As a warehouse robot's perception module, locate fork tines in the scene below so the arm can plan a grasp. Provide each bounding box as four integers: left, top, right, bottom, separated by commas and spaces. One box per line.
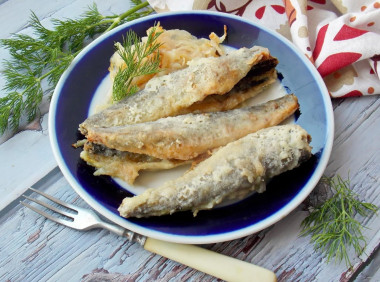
20, 188, 77, 227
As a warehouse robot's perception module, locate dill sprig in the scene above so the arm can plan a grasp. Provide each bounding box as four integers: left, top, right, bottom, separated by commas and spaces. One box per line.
0, 0, 153, 135
112, 24, 162, 101
301, 175, 378, 267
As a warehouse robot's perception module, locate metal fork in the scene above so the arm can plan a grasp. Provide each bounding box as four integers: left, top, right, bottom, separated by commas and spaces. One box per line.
21, 188, 276, 282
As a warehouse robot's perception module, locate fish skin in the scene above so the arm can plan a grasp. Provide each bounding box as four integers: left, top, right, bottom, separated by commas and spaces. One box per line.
118, 124, 312, 218
80, 142, 189, 185
79, 46, 271, 135
176, 67, 277, 115
85, 94, 299, 160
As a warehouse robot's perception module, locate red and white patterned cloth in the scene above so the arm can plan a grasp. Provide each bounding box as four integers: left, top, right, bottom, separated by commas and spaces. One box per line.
148, 0, 380, 98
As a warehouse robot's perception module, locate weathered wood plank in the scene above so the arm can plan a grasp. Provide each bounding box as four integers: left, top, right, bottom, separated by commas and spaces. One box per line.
355, 247, 380, 281
0, 0, 133, 41
0, 173, 218, 281
0, 114, 57, 211
0, 180, 374, 281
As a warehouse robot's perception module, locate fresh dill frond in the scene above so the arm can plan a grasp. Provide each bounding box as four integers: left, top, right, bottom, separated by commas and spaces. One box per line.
112, 24, 163, 101
0, 1, 153, 135
300, 175, 378, 267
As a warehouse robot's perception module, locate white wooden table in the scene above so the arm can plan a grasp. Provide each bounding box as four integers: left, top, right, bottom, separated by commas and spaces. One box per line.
1, 1, 379, 281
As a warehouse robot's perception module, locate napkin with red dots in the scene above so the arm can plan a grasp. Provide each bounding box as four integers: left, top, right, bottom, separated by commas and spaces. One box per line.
148, 0, 380, 98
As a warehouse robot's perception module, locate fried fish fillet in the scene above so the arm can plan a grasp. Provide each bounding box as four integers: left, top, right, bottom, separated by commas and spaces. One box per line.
118, 124, 312, 218
176, 61, 278, 114
81, 95, 298, 184
79, 46, 273, 135
85, 94, 299, 161
80, 142, 191, 185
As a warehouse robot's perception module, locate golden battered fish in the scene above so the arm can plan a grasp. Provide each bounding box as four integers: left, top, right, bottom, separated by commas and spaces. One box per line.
118, 124, 312, 218
178, 56, 278, 114
80, 142, 190, 185
79, 46, 273, 135
85, 94, 299, 161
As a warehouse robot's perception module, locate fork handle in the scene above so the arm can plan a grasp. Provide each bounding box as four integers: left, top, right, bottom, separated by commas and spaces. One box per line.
144, 238, 276, 282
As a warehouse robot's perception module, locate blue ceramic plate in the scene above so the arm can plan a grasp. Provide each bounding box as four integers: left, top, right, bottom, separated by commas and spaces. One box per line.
49, 11, 334, 244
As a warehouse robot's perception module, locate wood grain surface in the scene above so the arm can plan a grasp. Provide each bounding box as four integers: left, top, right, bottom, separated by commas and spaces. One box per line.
0, 0, 379, 281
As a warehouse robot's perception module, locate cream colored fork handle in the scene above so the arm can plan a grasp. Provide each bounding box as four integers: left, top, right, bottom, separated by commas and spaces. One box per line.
144, 238, 277, 282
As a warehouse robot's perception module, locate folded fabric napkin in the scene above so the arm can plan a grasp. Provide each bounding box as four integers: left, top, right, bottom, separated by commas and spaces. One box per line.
147, 0, 380, 98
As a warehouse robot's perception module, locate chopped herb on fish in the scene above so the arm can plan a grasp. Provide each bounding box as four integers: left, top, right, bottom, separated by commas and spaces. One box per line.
112, 24, 163, 101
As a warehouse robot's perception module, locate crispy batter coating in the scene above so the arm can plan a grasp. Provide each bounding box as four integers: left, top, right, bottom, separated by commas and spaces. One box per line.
118, 124, 312, 218
85, 95, 299, 160
79, 46, 272, 135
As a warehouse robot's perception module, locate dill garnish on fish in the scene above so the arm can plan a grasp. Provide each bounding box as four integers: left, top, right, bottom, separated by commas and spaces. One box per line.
112, 24, 163, 102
